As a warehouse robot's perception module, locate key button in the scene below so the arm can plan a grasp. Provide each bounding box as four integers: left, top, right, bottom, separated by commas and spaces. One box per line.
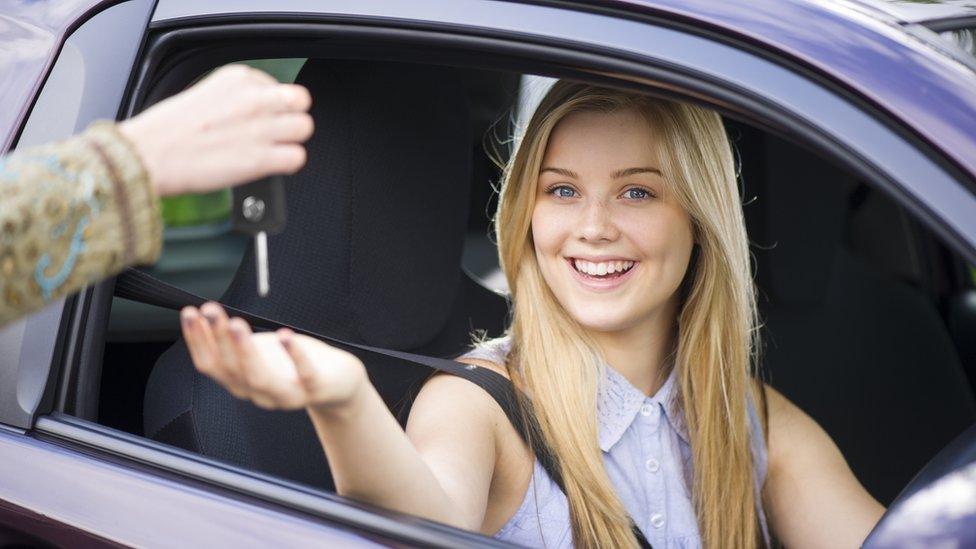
650, 513, 666, 529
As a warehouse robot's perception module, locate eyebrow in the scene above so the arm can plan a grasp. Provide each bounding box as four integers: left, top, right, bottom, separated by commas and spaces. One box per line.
540, 166, 662, 178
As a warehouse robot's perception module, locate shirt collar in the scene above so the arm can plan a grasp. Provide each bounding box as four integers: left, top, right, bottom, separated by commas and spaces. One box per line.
596, 363, 689, 452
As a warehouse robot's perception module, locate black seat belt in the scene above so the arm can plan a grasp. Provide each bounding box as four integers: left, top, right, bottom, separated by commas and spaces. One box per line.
115, 267, 653, 548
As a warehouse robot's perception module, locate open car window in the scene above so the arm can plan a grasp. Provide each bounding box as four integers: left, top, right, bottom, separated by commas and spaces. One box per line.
13, 1, 974, 545
99, 57, 976, 509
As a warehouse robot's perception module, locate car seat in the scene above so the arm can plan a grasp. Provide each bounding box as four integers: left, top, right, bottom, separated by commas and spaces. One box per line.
143, 59, 509, 489
749, 132, 976, 504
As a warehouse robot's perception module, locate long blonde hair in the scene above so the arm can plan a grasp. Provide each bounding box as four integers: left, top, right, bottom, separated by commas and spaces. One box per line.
493, 81, 765, 548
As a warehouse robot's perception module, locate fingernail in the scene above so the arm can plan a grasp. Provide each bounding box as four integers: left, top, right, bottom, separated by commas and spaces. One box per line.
202, 310, 218, 325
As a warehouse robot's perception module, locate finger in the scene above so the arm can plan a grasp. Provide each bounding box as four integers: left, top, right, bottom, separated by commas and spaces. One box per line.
182, 307, 217, 375
261, 144, 307, 176
279, 84, 312, 112
278, 329, 321, 391
262, 112, 315, 144
200, 302, 246, 388
228, 318, 276, 395
241, 83, 312, 117
243, 65, 279, 86
184, 307, 249, 398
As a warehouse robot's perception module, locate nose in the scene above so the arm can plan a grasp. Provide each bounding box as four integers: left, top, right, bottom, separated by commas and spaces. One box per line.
577, 198, 619, 242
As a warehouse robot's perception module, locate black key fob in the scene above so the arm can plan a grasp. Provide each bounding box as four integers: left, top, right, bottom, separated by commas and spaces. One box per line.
232, 176, 287, 235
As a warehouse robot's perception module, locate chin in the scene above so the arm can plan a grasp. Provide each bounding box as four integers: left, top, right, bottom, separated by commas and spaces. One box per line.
566, 305, 638, 334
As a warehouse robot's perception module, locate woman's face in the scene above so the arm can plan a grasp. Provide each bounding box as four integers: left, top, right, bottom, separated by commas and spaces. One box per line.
531, 107, 695, 335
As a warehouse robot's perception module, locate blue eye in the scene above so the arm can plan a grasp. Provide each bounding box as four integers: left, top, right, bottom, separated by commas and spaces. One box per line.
546, 185, 577, 198
624, 188, 650, 200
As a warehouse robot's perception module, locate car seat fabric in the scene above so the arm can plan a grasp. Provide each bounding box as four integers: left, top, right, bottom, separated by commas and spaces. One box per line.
752, 134, 976, 504
143, 59, 509, 489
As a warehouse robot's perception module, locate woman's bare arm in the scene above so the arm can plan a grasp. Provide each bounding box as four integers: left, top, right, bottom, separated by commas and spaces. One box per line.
308, 372, 500, 531
180, 302, 500, 531
764, 385, 885, 548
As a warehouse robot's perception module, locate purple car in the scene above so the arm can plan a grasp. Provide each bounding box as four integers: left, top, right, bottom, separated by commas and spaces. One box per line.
2, 0, 976, 546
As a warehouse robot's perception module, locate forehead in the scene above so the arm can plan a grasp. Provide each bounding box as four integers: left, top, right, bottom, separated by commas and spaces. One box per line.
542, 107, 659, 168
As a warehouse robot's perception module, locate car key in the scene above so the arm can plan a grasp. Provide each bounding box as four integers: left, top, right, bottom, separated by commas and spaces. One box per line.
232, 176, 286, 297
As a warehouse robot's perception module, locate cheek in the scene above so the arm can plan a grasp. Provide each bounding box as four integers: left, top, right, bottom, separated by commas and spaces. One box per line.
530, 203, 570, 256
627, 207, 694, 261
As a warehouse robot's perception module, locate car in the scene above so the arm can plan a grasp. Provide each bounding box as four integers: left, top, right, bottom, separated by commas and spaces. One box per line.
2, 0, 976, 546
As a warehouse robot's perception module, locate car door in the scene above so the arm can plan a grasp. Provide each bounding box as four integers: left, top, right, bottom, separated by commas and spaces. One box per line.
0, 2, 470, 546
0, 0, 156, 543
4, 0, 976, 546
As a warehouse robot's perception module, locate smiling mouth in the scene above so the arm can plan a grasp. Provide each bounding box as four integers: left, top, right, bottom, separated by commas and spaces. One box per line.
568, 258, 637, 280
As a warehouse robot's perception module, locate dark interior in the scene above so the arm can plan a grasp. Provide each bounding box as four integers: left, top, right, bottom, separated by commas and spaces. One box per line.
96, 58, 976, 507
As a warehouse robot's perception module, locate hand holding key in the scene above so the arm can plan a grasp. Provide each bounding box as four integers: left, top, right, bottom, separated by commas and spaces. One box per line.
119, 64, 313, 198
181, 302, 368, 411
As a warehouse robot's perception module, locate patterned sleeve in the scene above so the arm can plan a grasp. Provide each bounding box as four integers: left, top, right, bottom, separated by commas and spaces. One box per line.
0, 120, 162, 326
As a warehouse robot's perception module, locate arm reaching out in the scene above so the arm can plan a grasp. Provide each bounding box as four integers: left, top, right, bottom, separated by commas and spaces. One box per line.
180, 302, 501, 532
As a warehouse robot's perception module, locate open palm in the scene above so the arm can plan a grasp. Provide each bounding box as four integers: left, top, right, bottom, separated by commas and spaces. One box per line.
180, 302, 366, 411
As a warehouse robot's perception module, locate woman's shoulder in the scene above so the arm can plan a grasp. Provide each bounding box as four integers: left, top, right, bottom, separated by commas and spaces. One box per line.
407, 336, 515, 435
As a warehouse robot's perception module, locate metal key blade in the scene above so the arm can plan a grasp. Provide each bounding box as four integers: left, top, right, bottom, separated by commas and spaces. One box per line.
233, 176, 286, 299
255, 231, 269, 297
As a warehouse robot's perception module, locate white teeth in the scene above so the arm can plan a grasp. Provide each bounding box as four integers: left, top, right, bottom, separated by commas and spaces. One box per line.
572, 259, 635, 276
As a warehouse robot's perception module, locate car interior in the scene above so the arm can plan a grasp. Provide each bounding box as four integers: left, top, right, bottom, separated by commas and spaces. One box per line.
84, 54, 976, 522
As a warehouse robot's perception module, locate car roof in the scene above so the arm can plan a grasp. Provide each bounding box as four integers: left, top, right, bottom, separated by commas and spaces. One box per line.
4, 0, 976, 178
612, 0, 976, 179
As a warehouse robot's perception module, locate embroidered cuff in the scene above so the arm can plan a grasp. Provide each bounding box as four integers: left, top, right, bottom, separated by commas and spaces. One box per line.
84, 120, 163, 266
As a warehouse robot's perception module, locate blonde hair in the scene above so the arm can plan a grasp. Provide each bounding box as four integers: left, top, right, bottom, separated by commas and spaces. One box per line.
492, 81, 766, 548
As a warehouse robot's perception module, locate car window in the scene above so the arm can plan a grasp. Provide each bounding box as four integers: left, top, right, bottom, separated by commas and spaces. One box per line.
90, 56, 976, 515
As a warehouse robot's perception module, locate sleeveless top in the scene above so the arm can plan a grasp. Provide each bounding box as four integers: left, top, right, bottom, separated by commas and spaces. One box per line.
459, 336, 771, 549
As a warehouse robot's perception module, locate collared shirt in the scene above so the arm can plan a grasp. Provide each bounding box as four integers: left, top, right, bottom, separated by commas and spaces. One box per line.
459, 335, 770, 548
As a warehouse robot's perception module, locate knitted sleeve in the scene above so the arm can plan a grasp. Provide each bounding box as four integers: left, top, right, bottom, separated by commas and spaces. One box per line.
0, 120, 162, 326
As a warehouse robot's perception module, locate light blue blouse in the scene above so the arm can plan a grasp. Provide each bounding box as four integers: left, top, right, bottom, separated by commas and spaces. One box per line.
459, 336, 770, 548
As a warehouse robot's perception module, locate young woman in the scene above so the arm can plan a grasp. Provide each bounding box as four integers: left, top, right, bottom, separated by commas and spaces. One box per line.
179, 81, 885, 548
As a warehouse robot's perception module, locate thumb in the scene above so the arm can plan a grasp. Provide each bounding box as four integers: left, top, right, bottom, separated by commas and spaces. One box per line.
278, 329, 322, 391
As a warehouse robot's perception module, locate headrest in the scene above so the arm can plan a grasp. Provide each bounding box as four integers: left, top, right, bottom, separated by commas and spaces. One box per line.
221, 59, 472, 348
761, 135, 856, 305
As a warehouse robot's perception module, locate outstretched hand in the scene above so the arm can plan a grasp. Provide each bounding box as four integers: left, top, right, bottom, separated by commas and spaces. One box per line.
119, 64, 314, 197
180, 302, 366, 411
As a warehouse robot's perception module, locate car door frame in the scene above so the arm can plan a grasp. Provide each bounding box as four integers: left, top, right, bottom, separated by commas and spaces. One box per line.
5, 0, 976, 545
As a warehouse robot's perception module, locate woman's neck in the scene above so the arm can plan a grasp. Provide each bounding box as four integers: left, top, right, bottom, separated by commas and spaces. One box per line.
588, 300, 678, 397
